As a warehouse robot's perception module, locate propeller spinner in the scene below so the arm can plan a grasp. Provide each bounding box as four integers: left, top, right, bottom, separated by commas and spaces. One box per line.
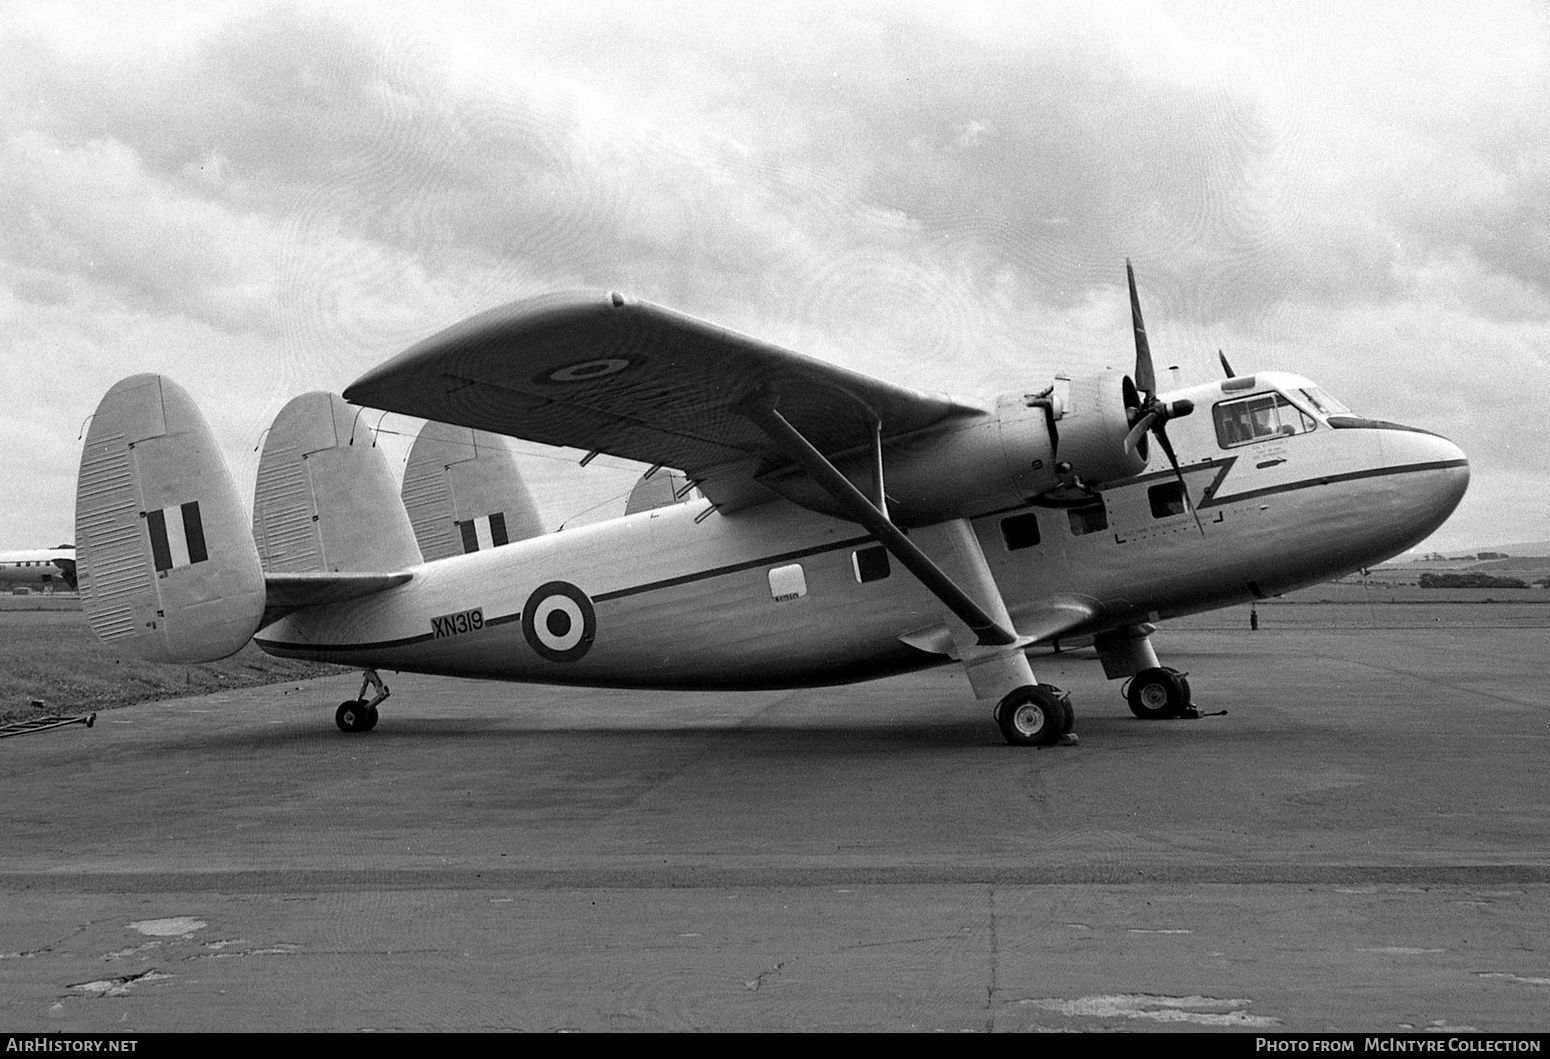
1122, 260, 1204, 535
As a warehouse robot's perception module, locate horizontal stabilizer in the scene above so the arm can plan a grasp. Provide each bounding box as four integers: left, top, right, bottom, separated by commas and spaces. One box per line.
75, 375, 265, 662
261, 571, 413, 627
253, 393, 421, 573
401, 422, 545, 561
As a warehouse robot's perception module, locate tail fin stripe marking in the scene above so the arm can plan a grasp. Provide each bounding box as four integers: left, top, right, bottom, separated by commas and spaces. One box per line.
181, 501, 208, 565
162, 502, 191, 570
148, 502, 206, 573
474, 516, 494, 552
146, 507, 173, 573
459, 520, 479, 553
490, 511, 509, 547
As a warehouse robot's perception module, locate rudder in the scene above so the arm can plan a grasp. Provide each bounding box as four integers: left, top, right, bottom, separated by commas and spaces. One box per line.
75, 375, 265, 662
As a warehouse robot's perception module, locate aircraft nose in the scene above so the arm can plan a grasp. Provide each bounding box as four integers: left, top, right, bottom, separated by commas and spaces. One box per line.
1388, 426, 1469, 535
1422, 431, 1469, 512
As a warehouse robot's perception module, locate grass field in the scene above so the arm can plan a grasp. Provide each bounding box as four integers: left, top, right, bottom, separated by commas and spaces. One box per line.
0, 597, 339, 724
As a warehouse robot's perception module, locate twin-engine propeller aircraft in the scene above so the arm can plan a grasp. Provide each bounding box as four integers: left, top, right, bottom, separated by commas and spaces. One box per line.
0, 545, 77, 591
74, 265, 1468, 744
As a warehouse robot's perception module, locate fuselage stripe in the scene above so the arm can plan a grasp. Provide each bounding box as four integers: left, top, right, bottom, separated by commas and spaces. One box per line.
590, 533, 877, 602
1204, 459, 1467, 508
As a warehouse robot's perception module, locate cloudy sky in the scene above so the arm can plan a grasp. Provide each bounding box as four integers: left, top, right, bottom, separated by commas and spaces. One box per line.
3, 0, 1546, 553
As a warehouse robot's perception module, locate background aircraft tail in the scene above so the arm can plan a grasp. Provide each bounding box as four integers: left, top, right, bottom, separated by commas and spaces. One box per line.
400, 422, 545, 561
252, 392, 421, 573
75, 375, 265, 662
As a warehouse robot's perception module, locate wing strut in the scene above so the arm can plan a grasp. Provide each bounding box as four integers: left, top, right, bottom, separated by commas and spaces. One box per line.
743, 399, 1017, 648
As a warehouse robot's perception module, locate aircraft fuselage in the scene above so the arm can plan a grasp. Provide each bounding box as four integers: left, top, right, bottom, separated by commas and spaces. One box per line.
254, 372, 1469, 691
0, 547, 77, 589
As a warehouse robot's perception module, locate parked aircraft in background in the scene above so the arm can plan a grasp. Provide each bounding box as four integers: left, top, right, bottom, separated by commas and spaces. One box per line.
0, 545, 77, 590
72, 265, 1468, 744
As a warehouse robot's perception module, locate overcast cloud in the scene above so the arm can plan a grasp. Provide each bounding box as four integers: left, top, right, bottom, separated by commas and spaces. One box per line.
2, 0, 1546, 551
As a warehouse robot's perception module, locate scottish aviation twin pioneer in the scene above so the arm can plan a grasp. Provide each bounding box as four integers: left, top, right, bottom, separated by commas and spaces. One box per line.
74, 266, 1468, 744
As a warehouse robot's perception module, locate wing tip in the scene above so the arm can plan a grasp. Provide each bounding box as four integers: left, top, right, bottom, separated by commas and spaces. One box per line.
344, 289, 634, 404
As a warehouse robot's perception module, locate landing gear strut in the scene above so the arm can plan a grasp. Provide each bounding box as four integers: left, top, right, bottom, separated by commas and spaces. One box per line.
1125, 666, 1196, 720
994, 684, 1073, 747
336, 669, 389, 733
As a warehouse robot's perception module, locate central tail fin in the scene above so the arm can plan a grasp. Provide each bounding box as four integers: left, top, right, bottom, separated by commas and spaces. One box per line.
75, 375, 265, 662
252, 393, 420, 573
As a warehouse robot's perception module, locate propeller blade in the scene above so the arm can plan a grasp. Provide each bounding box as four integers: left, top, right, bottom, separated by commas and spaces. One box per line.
1154, 423, 1205, 536
1121, 262, 1205, 537
1124, 411, 1156, 455
1126, 259, 1155, 396
1219, 349, 1236, 378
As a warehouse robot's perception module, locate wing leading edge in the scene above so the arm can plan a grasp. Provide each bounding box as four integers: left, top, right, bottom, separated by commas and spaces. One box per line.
343, 291, 986, 513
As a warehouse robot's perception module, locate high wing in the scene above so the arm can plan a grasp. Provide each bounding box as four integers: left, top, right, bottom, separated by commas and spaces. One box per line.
343, 291, 987, 513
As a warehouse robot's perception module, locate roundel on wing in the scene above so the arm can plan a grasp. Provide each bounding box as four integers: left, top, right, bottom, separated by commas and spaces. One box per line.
537, 357, 638, 384
522, 581, 596, 663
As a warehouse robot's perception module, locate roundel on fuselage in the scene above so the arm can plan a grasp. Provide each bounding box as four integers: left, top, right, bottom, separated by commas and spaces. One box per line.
522, 581, 596, 662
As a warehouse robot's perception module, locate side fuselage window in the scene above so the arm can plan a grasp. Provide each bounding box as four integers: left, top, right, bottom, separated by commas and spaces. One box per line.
1214, 392, 1316, 449
852, 546, 891, 583
1000, 513, 1041, 551
1148, 481, 1186, 518
1067, 497, 1108, 536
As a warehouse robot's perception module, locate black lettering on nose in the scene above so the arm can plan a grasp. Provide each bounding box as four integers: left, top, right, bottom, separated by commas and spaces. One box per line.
546, 610, 572, 637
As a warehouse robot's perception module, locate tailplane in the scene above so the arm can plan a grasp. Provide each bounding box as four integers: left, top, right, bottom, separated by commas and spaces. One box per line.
400, 422, 546, 561
75, 375, 265, 662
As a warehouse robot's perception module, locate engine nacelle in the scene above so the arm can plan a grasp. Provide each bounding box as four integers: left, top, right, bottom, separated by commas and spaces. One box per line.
759, 370, 1147, 524
1046, 370, 1150, 484
864, 392, 1060, 523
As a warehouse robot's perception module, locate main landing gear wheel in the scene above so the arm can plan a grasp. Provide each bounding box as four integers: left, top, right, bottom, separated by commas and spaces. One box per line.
994, 684, 1073, 747
1126, 667, 1192, 720
336, 700, 372, 732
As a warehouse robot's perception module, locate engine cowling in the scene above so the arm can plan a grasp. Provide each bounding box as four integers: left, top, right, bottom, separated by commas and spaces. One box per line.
1046, 370, 1150, 485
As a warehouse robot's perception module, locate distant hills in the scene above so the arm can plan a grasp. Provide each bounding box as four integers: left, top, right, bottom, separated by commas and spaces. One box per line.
1395, 539, 1550, 563
1368, 540, 1550, 585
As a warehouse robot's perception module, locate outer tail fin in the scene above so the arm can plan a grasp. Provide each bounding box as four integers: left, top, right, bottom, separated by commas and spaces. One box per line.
625, 469, 697, 515
400, 422, 546, 561
75, 375, 264, 662
252, 393, 420, 573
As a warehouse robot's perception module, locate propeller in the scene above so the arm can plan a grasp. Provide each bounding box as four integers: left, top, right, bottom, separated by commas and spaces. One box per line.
1122, 260, 1204, 535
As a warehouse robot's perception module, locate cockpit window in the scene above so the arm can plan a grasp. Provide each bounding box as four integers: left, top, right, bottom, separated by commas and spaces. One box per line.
1299, 387, 1351, 416
1214, 392, 1317, 449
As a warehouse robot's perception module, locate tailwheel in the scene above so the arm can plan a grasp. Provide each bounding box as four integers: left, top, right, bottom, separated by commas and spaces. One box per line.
1126, 666, 1191, 720
335, 669, 390, 733
995, 684, 1072, 747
